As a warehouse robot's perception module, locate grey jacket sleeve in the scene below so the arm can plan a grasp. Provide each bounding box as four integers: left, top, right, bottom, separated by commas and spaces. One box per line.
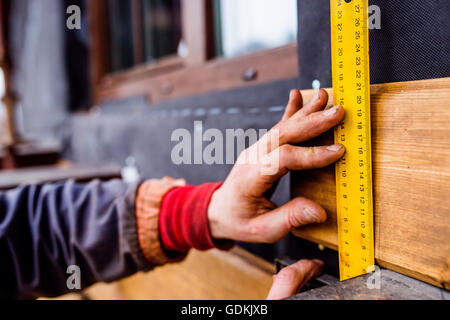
0, 179, 151, 300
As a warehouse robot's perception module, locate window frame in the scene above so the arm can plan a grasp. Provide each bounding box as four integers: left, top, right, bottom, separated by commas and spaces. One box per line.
88, 0, 299, 105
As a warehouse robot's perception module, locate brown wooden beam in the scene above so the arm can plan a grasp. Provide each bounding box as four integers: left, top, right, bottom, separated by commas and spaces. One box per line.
181, 0, 215, 66
130, 0, 145, 65
98, 43, 298, 104
0, 0, 10, 64
87, 0, 111, 103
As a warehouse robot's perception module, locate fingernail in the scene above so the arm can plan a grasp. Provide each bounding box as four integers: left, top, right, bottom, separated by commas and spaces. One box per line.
327, 144, 344, 152
324, 105, 340, 117
303, 207, 323, 223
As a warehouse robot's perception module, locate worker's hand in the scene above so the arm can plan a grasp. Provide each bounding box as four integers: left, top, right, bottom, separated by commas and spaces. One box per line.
267, 259, 324, 300
208, 89, 345, 243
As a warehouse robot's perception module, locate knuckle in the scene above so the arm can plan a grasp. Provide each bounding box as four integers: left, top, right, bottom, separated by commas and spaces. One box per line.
311, 146, 322, 156
247, 222, 265, 240
247, 222, 274, 243
279, 145, 294, 161
278, 126, 288, 144
298, 148, 317, 169
302, 146, 337, 170
304, 147, 318, 159
310, 147, 328, 164
306, 112, 319, 123
308, 115, 328, 134
247, 223, 259, 237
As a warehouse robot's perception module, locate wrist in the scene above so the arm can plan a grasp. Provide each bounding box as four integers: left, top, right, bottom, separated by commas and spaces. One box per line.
207, 186, 227, 241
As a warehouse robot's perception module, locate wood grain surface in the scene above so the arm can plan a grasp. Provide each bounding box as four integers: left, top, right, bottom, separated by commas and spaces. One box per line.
117, 247, 275, 300
45, 247, 275, 300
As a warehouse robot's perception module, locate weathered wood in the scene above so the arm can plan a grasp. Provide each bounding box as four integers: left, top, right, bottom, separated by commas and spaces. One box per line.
97, 43, 298, 104
292, 78, 450, 289
87, 1, 298, 105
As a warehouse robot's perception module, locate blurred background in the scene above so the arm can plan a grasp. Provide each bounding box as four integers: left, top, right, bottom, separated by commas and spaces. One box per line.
0, 0, 298, 143
0, 0, 340, 299
0, 0, 301, 170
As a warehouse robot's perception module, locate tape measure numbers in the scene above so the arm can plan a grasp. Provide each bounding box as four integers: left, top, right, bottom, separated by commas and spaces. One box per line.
330, 0, 375, 281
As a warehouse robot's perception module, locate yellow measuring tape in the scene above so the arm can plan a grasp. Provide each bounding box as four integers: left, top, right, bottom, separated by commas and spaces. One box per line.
330, 0, 375, 281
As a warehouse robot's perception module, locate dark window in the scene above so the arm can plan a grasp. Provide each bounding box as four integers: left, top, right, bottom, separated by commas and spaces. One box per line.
107, 0, 182, 73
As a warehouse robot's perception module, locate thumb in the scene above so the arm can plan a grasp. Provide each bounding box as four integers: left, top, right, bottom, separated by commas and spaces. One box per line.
248, 197, 327, 243
267, 259, 324, 300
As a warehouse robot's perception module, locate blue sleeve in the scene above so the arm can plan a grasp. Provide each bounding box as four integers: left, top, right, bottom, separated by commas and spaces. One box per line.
0, 180, 151, 299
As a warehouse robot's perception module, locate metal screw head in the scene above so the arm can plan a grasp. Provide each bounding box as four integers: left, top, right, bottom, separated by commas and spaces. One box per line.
243, 68, 258, 82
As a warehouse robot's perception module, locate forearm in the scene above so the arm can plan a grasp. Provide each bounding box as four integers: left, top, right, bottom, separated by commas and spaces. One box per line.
0, 178, 230, 299
0, 180, 150, 299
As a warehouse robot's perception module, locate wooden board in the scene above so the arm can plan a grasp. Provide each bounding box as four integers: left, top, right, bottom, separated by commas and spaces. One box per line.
97, 43, 298, 104
44, 247, 275, 300
117, 247, 275, 300
292, 78, 450, 289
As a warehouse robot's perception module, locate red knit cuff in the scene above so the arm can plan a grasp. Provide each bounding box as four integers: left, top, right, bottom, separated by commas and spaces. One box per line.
160, 182, 234, 253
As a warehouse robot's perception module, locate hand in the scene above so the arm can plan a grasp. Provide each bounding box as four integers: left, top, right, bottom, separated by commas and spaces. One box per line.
267, 259, 324, 300
208, 89, 345, 243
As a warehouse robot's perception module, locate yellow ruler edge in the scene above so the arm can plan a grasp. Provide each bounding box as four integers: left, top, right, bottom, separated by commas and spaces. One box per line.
330, 0, 375, 281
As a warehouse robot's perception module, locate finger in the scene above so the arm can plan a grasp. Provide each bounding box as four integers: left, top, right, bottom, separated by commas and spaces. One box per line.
282, 90, 303, 121
267, 260, 324, 300
279, 105, 345, 147
246, 197, 327, 243
255, 105, 344, 156
258, 144, 346, 187
295, 89, 329, 117
280, 143, 345, 172
297, 259, 325, 290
